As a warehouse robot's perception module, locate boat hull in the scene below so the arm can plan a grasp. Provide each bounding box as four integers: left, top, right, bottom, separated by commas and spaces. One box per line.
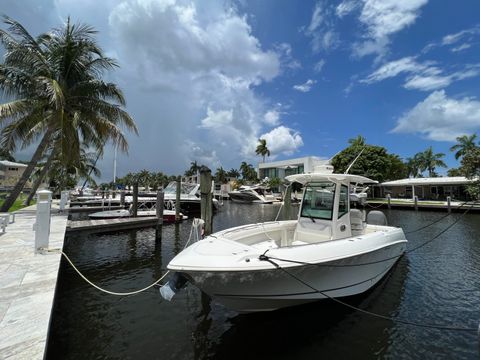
181, 241, 406, 312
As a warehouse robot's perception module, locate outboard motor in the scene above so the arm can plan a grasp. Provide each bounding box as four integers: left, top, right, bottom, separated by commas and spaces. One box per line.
366, 210, 388, 226
160, 272, 188, 301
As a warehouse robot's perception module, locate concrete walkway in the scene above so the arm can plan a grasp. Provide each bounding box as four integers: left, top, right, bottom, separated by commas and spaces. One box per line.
0, 202, 68, 360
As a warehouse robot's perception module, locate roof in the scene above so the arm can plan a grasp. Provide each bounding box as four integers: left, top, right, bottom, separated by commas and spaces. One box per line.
381, 177, 477, 186
0, 160, 28, 168
286, 173, 377, 185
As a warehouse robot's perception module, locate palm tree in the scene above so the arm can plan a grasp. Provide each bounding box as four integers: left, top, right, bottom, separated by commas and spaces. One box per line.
348, 135, 366, 147
450, 134, 478, 160
185, 161, 200, 177
0, 16, 137, 211
405, 153, 423, 178
420, 146, 447, 177
255, 138, 270, 163
227, 168, 240, 179
215, 167, 227, 183
0, 148, 15, 161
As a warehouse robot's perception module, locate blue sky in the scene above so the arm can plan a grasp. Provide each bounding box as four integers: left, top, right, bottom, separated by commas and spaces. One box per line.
2, 0, 480, 180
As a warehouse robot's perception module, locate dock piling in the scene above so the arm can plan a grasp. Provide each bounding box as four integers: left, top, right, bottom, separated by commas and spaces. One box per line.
175, 176, 181, 222
200, 166, 213, 235
447, 196, 451, 213
132, 182, 138, 217
156, 190, 164, 240
120, 191, 126, 207
414, 195, 418, 211
387, 194, 391, 209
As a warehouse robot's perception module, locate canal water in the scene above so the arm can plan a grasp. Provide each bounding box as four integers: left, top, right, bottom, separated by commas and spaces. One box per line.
47, 202, 480, 359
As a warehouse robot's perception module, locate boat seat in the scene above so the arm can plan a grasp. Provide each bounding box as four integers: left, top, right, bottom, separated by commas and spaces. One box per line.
350, 209, 365, 235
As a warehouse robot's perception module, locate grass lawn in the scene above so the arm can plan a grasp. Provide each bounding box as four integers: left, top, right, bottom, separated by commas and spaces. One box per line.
0, 194, 35, 212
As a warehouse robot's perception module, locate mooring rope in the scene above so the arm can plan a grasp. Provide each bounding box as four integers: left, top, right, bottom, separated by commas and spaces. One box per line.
57, 218, 205, 296
261, 256, 479, 333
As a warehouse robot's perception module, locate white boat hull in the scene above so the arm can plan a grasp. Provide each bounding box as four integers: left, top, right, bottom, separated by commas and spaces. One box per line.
183, 242, 405, 312
168, 221, 407, 312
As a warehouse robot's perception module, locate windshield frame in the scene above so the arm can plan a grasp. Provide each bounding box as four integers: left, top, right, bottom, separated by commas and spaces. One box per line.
300, 181, 336, 221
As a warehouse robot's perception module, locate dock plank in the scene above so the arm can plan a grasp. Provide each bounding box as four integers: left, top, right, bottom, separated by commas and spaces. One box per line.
66, 216, 160, 233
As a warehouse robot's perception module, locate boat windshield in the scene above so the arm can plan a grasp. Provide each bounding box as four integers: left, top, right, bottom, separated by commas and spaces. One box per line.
301, 182, 336, 220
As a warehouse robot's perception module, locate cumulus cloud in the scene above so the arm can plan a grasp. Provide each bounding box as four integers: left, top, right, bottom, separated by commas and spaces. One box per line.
362, 57, 480, 91
352, 0, 429, 58
293, 79, 317, 92
259, 126, 304, 156
392, 90, 480, 141
105, 0, 296, 173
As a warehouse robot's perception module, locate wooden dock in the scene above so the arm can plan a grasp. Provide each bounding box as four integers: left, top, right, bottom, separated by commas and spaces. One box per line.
366, 200, 480, 212
66, 216, 160, 233
68, 205, 125, 213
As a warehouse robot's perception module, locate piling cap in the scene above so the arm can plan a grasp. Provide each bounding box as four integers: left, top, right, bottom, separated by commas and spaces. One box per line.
37, 189, 52, 202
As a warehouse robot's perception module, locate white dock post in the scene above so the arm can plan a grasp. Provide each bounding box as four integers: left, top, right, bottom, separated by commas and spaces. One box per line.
34, 190, 52, 253
60, 190, 69, 211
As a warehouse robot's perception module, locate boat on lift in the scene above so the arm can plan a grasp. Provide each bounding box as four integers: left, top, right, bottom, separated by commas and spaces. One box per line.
164, 165, 407, 312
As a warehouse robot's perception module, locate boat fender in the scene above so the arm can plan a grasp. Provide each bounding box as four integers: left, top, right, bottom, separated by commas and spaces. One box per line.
159, 272, 188, 301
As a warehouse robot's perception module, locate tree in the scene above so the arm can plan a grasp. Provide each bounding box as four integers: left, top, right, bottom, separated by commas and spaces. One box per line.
227, 168, 240, 179
0, 16, 137, 211
459, 147, 480, 198
184, 161, 200, 177
447, 168, 463, 177
332, 139, 407, 182
214, 167, 227, 183
450, 134, 478, 160
255, 138, 270, 163
239, 161, 257, 182
405, 153, 423, 178
418, 146, 447, 177
0, 148, 15, 161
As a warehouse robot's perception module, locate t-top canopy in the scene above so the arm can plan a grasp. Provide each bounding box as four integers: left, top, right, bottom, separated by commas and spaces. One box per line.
286, 172, 377, 185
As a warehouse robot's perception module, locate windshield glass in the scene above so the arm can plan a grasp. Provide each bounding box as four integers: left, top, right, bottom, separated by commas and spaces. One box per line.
300, 182, 336, 220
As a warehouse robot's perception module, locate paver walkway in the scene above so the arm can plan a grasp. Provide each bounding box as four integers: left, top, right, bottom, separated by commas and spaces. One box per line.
0, 202, 67, 359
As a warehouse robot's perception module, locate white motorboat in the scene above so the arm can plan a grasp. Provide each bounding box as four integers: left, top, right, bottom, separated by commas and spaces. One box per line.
163, 181, 219, 212
165, 165, 407, 312
228, 185, 279, 204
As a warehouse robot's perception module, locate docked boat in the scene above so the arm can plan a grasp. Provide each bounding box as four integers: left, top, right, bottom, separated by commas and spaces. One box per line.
163, 181, 219, 213
228, 185, 279, 204
164, 165, 407, 312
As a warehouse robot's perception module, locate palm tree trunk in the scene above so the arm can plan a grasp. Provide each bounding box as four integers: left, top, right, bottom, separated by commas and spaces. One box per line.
23, 150, 56, 206
0, 128, 53, 212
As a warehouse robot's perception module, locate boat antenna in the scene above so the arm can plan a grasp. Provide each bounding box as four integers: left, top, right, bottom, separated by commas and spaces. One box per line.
345, 148, 365, 174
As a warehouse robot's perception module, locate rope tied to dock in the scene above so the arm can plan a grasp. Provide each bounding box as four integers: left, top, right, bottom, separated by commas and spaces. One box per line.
61, 251, 170, 296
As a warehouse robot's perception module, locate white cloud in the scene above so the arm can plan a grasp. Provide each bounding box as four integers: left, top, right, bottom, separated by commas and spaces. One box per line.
336, 0, 360, 18
451, 43, 472, 52
352, 0, 429, 58
293, 79, 317, 92
392, 90, 480, 141
362, 57, 480, 91
361, 57, 429, 83
304, 1, 340, 53
259, 126, 304, 156
314, 59, 326, 73
264, 110, 280, 126
106, 0, 295, 173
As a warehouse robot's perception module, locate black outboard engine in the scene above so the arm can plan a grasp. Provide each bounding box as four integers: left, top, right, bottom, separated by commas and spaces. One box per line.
366, 210, 388, 226
159, 272, 188, 301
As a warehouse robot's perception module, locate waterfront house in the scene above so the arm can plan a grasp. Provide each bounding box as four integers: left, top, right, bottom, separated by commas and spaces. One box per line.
0, 160, 28, 188
374, 177, 477, 201
257, 156, 328, 181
